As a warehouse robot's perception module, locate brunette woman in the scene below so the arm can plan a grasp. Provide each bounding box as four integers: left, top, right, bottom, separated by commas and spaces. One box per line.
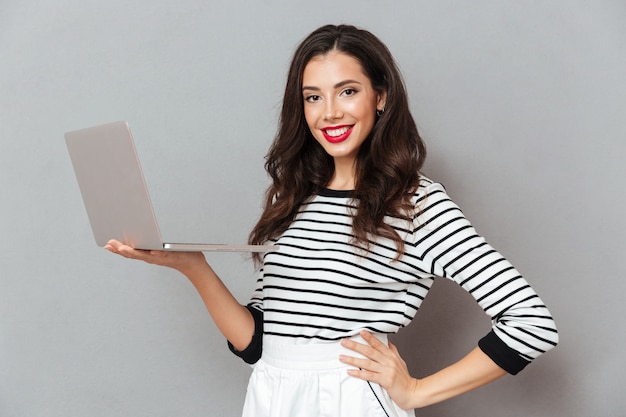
106, 24, 558, 417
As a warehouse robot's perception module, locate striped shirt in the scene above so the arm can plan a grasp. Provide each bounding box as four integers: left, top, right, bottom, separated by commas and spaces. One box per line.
242, 177, 558, 373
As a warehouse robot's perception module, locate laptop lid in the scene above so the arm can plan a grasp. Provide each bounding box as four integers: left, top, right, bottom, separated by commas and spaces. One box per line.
65, 121, 276, 253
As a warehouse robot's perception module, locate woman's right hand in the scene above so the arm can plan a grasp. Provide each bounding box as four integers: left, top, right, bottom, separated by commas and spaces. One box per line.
104, 239, 208, 276
105, 239, 256, 351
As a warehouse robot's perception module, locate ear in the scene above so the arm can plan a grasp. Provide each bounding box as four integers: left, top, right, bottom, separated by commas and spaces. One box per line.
376, 89, 387, 112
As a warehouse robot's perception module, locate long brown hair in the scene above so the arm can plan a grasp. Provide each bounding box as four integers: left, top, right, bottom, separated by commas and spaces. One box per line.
249, 24, 426, 261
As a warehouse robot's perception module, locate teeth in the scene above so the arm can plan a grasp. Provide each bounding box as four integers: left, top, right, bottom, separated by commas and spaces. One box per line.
325, 126, 349, 137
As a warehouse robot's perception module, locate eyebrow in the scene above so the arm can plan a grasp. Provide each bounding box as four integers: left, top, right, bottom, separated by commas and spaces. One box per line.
302, 79, 363, 92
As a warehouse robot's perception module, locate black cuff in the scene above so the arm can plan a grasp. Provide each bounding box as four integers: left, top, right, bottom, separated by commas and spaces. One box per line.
478, 330, 530, 375
227, 305, 263, 364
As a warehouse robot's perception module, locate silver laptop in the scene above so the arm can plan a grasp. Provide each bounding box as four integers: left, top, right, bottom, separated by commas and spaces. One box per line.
65, 121, 276, 252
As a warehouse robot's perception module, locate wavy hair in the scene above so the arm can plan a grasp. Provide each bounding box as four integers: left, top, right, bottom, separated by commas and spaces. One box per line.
249, 24, 426, 262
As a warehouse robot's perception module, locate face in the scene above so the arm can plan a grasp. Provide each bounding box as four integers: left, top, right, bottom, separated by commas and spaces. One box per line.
302, 51, 386, 169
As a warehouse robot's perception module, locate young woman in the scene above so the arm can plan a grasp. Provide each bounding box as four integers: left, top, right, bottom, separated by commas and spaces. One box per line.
106, 24, 558, 417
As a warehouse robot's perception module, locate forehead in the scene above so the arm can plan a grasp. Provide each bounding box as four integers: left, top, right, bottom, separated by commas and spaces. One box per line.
302, 51, 370, 85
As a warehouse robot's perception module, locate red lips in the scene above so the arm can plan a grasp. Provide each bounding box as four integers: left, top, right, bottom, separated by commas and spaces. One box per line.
321, 125, 353, 143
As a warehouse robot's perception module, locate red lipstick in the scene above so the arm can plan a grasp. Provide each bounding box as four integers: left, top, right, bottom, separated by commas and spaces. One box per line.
321, 125, 353, 144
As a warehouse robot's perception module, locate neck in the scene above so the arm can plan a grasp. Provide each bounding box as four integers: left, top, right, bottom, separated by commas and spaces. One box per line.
327, 158, 356, 190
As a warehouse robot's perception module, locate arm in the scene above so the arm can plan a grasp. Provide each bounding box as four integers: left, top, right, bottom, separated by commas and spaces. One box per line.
105, 240, 255, 351
412, 346, 506, 407
340, 181, 558, 409
417, 182, 558, 368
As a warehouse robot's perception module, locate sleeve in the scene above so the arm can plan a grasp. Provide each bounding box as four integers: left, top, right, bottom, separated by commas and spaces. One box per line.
413, 182, 559, 374
228, 305, 263, 364
227, 268, 265, 364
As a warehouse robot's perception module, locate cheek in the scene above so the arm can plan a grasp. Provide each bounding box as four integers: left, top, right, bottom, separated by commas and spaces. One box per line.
348, 99, 375, 120
353, 105, 376, 128
303, 107, 317, 130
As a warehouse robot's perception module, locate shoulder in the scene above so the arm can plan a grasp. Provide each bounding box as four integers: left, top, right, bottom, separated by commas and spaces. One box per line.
412, 175, 448, 202
408, 175, 463, 221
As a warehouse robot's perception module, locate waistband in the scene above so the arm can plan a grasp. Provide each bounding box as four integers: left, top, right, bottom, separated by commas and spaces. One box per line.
261, 334, 388, 370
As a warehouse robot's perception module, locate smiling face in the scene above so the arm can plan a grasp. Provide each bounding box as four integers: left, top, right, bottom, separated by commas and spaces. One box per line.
302, 51, 386, 175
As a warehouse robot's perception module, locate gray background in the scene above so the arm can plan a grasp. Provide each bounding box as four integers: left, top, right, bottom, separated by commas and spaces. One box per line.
1, 1, 624, 416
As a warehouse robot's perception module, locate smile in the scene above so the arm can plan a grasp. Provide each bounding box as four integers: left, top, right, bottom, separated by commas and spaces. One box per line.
322, 125, 353, 143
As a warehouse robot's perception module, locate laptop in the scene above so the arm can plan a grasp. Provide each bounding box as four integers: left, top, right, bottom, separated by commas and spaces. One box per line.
65, 121, 277, 252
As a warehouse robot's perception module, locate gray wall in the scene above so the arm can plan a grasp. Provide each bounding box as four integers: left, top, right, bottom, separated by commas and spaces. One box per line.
1, 1, 624, 416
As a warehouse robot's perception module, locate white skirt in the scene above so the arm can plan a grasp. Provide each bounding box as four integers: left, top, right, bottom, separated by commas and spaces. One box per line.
241, 334, 415, 417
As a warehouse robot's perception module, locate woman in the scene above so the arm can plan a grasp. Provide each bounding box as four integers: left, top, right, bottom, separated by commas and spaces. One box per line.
106, 24, 558, 416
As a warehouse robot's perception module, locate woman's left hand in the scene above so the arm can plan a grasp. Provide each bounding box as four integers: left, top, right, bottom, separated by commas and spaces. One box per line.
339, 330, 418, 410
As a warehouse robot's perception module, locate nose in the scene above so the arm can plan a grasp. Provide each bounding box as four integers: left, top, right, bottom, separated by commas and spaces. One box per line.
323, 98, 342, 121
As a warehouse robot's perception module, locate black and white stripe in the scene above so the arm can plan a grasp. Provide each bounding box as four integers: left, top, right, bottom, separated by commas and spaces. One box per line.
248, 177, 558, 366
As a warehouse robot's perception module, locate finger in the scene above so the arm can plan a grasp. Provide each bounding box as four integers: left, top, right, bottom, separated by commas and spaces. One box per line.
339, 354, 380, 372
345, 367, 380, 383
343, 344, 394, 372
105, 240, 132, 256
341, 333, 392, 361
105, 241, 125, 256
105, 240, 150, 260
359, 330, 388, 350
105, 239, 132, 252
104, 239, 120, 252
340, 338, 377, 360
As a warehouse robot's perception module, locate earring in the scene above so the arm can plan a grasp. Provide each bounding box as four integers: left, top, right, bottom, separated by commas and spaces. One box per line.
376, 108, 385, 117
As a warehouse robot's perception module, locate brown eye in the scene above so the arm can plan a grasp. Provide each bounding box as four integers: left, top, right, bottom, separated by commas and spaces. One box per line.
304, 94, 321, 102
